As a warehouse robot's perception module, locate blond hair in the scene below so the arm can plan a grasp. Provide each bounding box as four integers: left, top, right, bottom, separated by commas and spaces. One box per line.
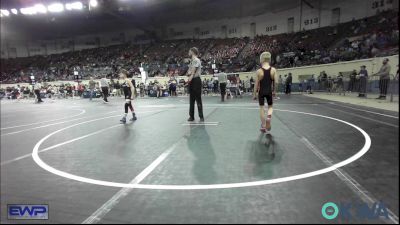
189, 47, 199, 56
260, 51, 272, 64
119, 69, 128, 78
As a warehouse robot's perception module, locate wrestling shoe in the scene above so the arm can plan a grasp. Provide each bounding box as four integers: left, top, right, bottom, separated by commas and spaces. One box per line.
260, 124, 266, 133
130, 113, 137, 121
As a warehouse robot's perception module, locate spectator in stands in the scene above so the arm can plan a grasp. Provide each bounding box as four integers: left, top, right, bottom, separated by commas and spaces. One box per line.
347, 70, 357, 92
169, 78, 177, 97
244, 77, 251, 93
373, 58, 391, 100
278, 75, 283, 93
110, 78, 115, 94
234, 74, 241, 97
358, 65, 368, 97
66, 84, 73, 98
213, 78, 219, 94
131, 78, 137, 97
327, 76, 333, 93
154, 81, 162, 98
99, 74, 109, 103
320, 71, 328, 90
250, 77, 255, 93
77, 83, 84, 97
307, 75, 315, 94
285, 73, 292, 95
34, 80, 43, 103
88, 77, 96, 100
337, 72, 344, 94
115, 81, 121, 97
22, 86, 31, 99
218, 71, 227, 102
298, 79, 303, 92
138, 82, 144, 97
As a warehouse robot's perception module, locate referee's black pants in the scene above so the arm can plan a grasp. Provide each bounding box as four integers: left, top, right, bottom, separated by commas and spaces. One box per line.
189, 77, 204, 119
101, 87, 109, 102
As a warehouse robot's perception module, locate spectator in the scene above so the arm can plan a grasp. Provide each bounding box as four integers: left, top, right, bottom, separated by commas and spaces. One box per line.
217, 71, 228, 102
307, 75, 315, 94
278, 75, 283, 93
99, 74, 109, 103
34, 80, 43, 103
115, 81, 121, 97
373, 58, 391, 100
358, 65, 368, 97
347, 70, 357, 92
285, 73, 292, 95
88, 77, 96, 100
337, 72, 344, 94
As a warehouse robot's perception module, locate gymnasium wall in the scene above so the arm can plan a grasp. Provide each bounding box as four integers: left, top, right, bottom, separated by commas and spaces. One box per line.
2, 55, 398, 88
0, 29, 145, 58
165, 0, 396, 39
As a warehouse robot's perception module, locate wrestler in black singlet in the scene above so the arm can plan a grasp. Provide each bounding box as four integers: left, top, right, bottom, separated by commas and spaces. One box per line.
258, 67, 273, 106
122, 80, 132, 100
119, 79, 136, 123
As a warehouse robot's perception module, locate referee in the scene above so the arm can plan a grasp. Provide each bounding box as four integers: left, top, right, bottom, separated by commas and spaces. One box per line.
187, 47, 204, 122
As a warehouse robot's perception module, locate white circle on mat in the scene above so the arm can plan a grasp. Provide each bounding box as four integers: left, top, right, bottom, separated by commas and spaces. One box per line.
32, 109, 371, 190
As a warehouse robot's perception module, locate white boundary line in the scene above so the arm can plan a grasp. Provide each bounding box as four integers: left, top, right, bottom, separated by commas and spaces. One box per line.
1, 108, 86, 130
1, 110, 162, 166
321, 105, 398, 128
300, 137, 398, 224
1, 110, 118, 136
81, 142, 178, 224
1, 122, 120, 166
32, 109, 372, 190
328, 102, 399, 119
181, 123, 219, 126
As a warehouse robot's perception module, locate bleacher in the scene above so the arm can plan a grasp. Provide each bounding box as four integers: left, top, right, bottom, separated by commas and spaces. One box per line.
1, 10, 398, 84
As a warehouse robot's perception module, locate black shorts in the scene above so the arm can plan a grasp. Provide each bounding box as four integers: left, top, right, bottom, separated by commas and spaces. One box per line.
259, 94, 273, 106
124, 91, 132, 100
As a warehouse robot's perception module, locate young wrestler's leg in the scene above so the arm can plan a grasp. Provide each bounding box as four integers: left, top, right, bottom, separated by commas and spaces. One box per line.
265, 94, 273, 132
259, 96, 266, 132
